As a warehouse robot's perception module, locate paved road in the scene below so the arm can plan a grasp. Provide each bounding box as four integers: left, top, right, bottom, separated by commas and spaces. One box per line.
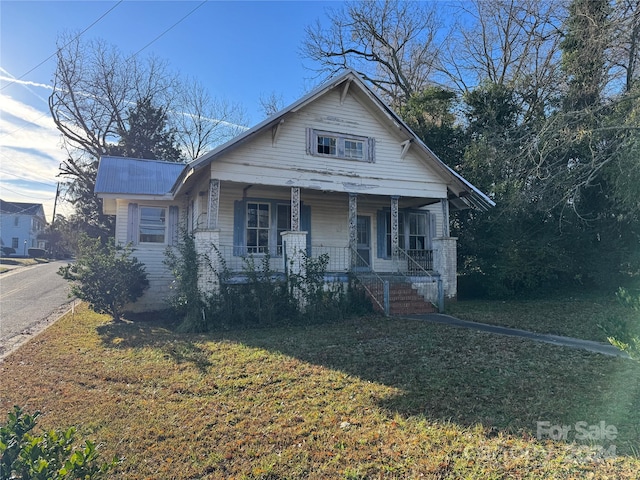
0, 261, 74, 357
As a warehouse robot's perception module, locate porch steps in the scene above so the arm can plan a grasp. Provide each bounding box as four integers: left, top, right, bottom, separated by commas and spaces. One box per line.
364, 280, 437, 315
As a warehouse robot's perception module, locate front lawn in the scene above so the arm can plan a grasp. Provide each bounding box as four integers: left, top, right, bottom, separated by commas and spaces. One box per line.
1, 304, 639, 478
447, 293, 635, 342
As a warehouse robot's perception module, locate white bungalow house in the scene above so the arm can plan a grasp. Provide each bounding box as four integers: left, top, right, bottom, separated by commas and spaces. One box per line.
95, 70, 493, 314
0, 200, 47, 255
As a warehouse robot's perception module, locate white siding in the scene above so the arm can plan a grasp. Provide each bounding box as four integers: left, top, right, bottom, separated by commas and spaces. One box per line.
115, 198, 184, 312
208, 90, 448, 198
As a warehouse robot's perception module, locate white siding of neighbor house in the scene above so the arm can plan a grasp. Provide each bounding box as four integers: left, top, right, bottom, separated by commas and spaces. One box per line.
114, 198, 184, 312
207, 89, 448, 199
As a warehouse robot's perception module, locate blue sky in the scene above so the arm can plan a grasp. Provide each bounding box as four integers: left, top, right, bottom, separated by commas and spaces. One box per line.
0, 0, 337, 220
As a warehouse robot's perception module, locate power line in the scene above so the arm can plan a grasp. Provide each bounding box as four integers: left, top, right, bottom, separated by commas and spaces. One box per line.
0, 169, 57, 188
128, 1, 208, 59
0, 1, 124, 92
0, 185, 55, 201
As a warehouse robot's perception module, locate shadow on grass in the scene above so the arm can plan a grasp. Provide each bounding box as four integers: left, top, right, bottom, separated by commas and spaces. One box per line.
96, 313, 640, 455
97, 310, 213, 374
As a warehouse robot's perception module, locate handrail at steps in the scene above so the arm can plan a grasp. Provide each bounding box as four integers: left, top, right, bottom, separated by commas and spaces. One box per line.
396, 248, 444, 313
349, 246, 389, 316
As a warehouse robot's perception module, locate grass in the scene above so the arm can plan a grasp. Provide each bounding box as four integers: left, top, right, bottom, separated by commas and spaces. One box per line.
447, 293, 634, 342
1, 304, 639, 478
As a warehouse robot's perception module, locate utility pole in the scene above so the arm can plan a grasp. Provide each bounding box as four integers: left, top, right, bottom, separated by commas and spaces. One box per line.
51, 182, 60, 226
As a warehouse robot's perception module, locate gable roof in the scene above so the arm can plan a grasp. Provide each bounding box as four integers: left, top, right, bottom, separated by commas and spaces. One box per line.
95, 156, 185, 196
0, 200, 44, 216
173, 69, 494, 211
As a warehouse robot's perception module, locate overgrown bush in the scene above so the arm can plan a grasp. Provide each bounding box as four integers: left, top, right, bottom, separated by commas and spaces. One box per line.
165, 240, 373, 332
164, 231, 206, 332
0, 406, 118, 479
601, 288, 640, 360
58, 234, 149, 322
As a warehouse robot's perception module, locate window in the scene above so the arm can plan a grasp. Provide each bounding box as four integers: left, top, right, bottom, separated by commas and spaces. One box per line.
317, 136, 336, 155
12, 237, 18, 249
139, 206, 166, 243
234, 199, 308, 257
246, 202, 270, 253
380, 209, 431, 257
14, 216, 19, 226
308, 129, 374, 162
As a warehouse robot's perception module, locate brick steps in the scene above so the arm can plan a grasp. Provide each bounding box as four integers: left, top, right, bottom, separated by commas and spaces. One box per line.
365, 281, 437, 315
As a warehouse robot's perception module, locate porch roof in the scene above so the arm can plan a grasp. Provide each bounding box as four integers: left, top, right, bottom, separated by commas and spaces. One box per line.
95, 156, 184, 196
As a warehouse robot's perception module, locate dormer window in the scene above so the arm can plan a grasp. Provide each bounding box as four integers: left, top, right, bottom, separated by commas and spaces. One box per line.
307, 129, 374, 162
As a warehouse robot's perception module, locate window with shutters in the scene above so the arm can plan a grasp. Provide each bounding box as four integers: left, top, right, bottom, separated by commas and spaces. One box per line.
307, 129, 374, 162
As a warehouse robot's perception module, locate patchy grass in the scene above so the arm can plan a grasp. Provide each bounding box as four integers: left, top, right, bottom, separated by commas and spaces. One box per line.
0, 257, 43, 266
447, 294, 635, 343
1, 304, 639, 479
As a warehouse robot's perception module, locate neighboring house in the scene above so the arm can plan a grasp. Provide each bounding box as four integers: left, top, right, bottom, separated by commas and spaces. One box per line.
96, 70, 494, 314
0, 200, 47, 255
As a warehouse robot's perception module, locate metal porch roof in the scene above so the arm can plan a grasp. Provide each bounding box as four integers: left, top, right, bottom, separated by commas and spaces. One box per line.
95, 156, 185, 196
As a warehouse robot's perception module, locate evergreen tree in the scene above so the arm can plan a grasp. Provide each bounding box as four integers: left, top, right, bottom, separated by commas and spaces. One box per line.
110, 97, 183, 162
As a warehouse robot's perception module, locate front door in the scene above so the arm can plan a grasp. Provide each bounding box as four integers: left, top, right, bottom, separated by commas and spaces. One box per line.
356, 215, 371, 270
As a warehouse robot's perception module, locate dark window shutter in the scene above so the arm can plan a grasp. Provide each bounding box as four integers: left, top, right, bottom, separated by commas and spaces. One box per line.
301, 204, 311, 254
233, 200, 245, 256
127, 203, 139, 245
168, 206, 179, 246
376, 210, 387, 258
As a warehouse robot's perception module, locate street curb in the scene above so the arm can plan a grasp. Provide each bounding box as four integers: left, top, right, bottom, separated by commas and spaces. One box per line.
0, 299, 80, 362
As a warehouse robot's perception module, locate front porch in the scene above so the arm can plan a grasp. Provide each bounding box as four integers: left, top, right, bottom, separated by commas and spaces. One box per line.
193, 238, 446, 314
188, 179, 459, 314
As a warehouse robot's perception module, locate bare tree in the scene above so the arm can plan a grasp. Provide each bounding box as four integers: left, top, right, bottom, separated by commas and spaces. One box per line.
303, 0, 446, 108
258, 91, 285, 118
173, 78, 247, 161
441, 0, 563, 120
609, 0, 640, 92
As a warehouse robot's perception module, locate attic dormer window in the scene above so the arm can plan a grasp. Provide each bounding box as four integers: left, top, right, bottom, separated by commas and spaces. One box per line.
307, 128, 374, 162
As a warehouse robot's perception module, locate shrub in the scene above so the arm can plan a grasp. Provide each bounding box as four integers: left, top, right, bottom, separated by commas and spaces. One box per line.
58, 234, 149, 322
601, 288, 640, 360
0, 406, 118, 479
164, 231, 205, 332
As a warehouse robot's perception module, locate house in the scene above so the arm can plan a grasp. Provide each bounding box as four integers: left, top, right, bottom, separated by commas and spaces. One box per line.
95, 70, 494, 314
0, 200, 47, 256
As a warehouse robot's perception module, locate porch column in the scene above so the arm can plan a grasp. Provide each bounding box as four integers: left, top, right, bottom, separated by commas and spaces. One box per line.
207, 179, 220, 230
194, 229, 220, 294
348, 193, 357, 268
291, 187, 300, 231
391, 196, 399, 262
432, 236, 458, 299
440, 198, 450, 237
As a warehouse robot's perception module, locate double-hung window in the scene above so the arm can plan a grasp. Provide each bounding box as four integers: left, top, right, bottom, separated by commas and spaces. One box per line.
245, 202, 292, 255
246, 202, 270, 253
234, 199, 308, 257
308, 129, 374, 162
380, 209, 432, 258
139, 206, 166, 243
